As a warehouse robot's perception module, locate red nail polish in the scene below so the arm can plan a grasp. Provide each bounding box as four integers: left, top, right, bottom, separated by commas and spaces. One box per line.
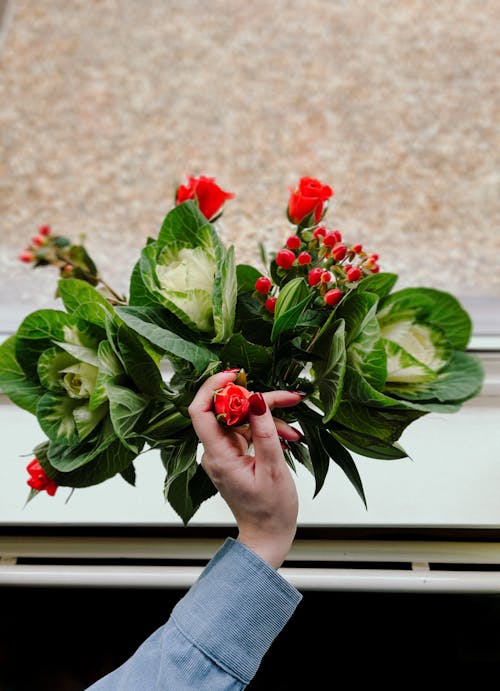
248, 392, 266, 416
223, 368, 240, 373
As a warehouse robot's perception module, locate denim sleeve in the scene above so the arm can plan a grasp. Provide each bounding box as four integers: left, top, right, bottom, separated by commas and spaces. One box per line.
87, 538, 302, 690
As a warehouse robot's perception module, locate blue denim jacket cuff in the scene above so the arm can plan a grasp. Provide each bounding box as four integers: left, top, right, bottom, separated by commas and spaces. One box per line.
171, 537, 302, 684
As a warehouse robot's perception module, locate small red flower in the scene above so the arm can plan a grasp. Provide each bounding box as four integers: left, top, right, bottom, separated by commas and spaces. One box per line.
298, 251, 312, 265
331, 244, 347, 262
345, 266, 362, 282
255, 276, 272, 294
276, 249, 296, 269
26, 459, 58, 496
313, 226, 327, 239
265, 296, 277, 313
176, 176, 234, 221
308, 268, 324, 286
288, 177, 333, 225
286, 235, 301, 250
18, 250, 35, 263
213, 382, 251, 426
324, 288, 344, 307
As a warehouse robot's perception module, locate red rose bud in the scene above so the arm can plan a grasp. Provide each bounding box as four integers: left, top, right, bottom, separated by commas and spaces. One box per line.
313, 226, 327, 239
286, 235, 301, 250
320, 271, 333, 284
38, 225, 51, 236
288, 176, 333, 225
345, 266, 362, 282
308, 268, 324, 286
176, 175, 234, 221
265, 296, 277, 313
351, 243, 363, 253
276, 249, 296, 269
26, 459, 58, 496
298, 251, 312, 265
324, 288, 344, 306
255, 276, 272, 294
18, 250, 35, 263
213, 382, 251, 426
331, 244, 347, 261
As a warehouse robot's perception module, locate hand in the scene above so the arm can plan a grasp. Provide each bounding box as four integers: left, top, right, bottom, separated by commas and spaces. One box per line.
188, 371, 302, 569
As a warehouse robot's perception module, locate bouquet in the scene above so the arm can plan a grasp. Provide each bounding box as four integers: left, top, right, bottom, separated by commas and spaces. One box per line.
1, 176, 484, 523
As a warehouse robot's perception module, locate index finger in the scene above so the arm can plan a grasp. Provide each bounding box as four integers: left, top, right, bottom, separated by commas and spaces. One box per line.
187, 370, 238, 452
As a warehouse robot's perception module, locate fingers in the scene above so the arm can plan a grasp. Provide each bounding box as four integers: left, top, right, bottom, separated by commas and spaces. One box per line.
263, 390, 304, 410
248, 393, 284, 466
273, 417, 302, 442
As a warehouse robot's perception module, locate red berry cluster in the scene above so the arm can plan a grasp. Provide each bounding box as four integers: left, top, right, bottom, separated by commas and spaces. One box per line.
271, 223, 380, 309
18, 225, 51, 263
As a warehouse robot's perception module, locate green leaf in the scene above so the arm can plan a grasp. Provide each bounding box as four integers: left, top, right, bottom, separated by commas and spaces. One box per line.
357, 272, 398, 298
45, 418, 117, 472
116, 307, 218, 374
120, 463, 136, 486
343, 365, 420, 411
219, 333, 273, 379
188, 464, 218, 507
15, 309, 75, 377
57, 279, 114, 327
296, 407, 330, 496
117, 324, 164, 396
288, 440, 314, 476
36, 391, 80, 444
330, 425, 408, 460
157, 200, 219, 251
106, 383, 149, 452
312, 319, 346, 422
378, 287, 472, 350
54, 341, 99, 367
73, 402, 108, 441
129, 259, 152, 306
385, 351, 484, 404
37, 347, 78, 391
347, 316, 387, 388
0, 336, 45, 414
318, 429, 367, 507
235, 293, 272, 346
336, 292, 379, 346
382, 338, 437, 385
236, 264, 263, 294
212, 245, 237, 343
271, 278, 311, 342
97, 340, 123, 377
161, 430, 200, 525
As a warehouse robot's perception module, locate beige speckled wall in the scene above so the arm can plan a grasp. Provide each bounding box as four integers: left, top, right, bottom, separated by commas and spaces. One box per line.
1, 0, 499, 307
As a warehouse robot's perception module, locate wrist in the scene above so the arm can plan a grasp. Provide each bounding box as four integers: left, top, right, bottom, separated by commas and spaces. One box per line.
236, 531, 295, 570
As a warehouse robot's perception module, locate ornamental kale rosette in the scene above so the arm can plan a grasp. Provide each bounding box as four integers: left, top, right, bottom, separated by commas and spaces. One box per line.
0, 175, 484, 522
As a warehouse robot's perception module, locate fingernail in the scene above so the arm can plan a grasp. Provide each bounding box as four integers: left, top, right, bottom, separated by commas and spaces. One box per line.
248, 392, 266, 416
294, 391, 308, 397
223, 368, 240, 373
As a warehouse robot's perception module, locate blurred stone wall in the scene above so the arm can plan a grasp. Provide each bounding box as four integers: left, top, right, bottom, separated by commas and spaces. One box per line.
1, 0, 499, 306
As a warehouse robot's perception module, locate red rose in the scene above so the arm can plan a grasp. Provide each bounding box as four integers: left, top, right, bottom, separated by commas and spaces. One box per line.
213, 382, 251, 426
176, 176, 234, 221
26, 458, 58, 496
288, 177, 333, 225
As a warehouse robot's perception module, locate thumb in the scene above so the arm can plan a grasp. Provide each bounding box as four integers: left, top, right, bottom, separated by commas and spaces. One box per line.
248, 392, 283, 464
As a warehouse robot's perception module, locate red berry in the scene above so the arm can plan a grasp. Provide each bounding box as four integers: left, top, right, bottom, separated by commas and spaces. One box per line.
255, 276, 272, 294
31, 235, 45, 246
323, 232, 338, 247
313, 226, 327, 239
18, 250, 34, 263
308, 268, 323, 286
276, 249, 296, 269
320, 271, 332, 284
370, 264, 380, 273
286, 235, 301, 250
331, 244, 347, 261
265, 297, 277, 314
351, 243, 363, 253
324, 288, 344, 306
298, 251, 312, 265
38, 225, 51, 236
370, 253, 379, 261
346, 266, 362, 282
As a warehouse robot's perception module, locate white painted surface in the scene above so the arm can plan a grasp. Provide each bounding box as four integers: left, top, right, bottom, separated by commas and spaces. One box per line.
1, 384, 499, 527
